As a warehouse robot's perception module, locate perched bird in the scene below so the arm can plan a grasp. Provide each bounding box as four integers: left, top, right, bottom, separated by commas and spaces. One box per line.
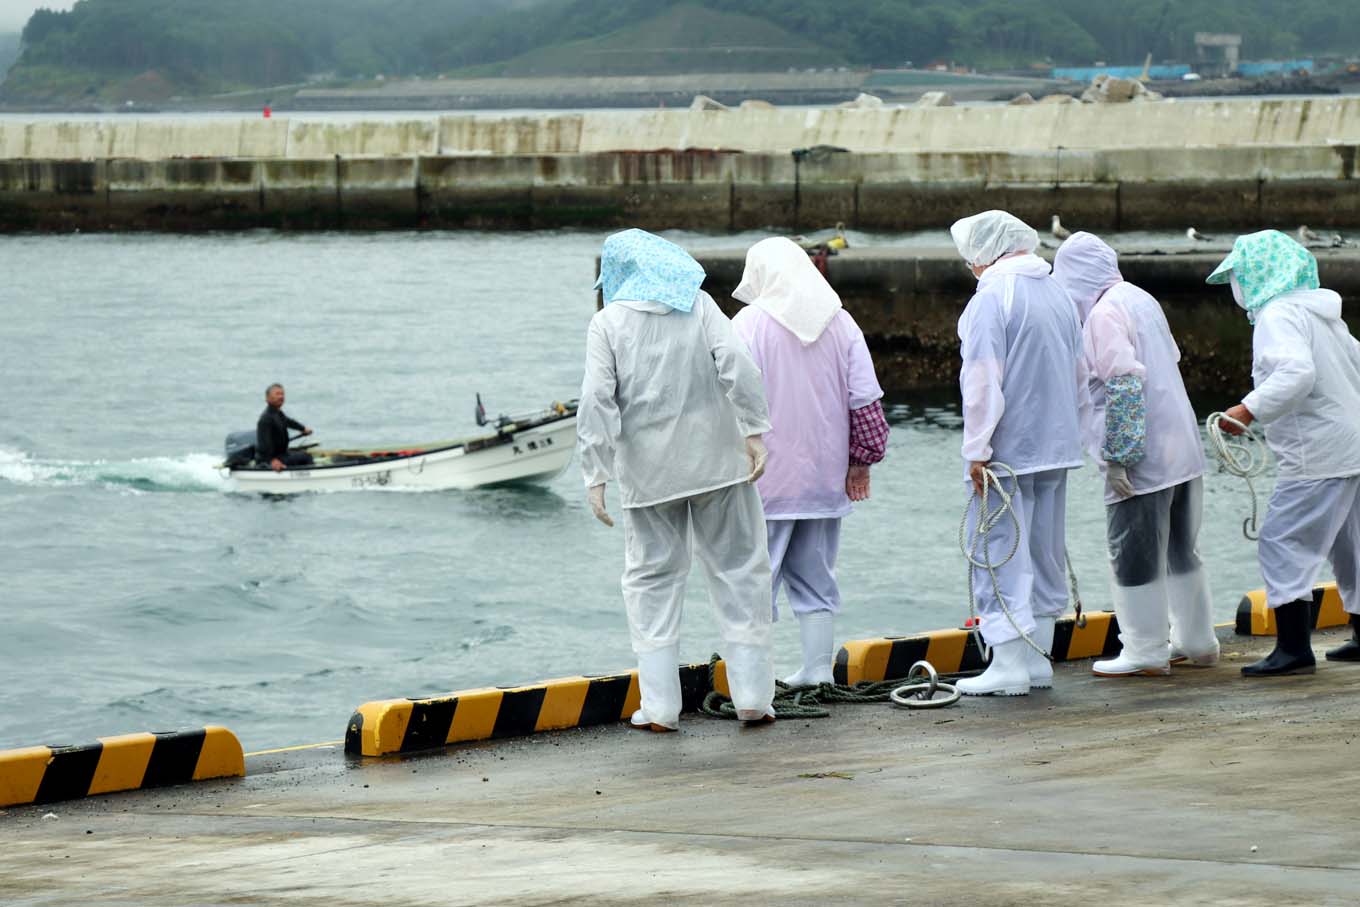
1050, 215, 1071, 240
1331, 233, 1350, 248
1186, 227, 1212, 242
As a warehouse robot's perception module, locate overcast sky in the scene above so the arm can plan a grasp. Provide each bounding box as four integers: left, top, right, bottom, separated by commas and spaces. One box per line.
0, 1, 73, 33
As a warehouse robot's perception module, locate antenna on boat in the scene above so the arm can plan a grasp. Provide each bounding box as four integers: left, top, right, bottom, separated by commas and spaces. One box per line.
475, 393, 488, 427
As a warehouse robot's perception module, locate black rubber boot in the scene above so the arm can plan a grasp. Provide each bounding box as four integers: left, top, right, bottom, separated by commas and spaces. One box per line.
1242, 599, 1317, 677
1325, 614, 1360, 662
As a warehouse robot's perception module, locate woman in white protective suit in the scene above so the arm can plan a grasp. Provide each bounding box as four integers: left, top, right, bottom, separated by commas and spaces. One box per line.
950, 211, 1086, 697
731, 237, 889, 686
1053, 232, 1220, 676
578, 229, 778, 729
1210, 230, 1360, 677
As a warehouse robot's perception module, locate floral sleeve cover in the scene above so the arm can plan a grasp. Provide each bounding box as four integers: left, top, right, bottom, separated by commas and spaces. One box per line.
1102, 375, 1146, 466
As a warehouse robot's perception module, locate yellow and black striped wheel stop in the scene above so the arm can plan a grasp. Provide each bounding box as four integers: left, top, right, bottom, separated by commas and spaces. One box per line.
834, 611, 1120, 685
0, 726, 245, 808
347, 662, 721, 757
1236, 582, 1348, 636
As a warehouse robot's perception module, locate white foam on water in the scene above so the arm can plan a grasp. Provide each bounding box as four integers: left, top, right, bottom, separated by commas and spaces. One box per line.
0, 447, 231, 493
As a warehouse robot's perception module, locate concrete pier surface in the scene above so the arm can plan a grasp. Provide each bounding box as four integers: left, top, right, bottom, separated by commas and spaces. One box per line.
2, 625, 1358, 905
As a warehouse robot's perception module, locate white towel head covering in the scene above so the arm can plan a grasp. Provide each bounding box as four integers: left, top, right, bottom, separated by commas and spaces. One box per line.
733, 236, 843, 345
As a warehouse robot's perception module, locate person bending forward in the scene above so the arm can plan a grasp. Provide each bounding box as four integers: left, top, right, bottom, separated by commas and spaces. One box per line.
1210, 230, 1360, 677
577, 229, 777, 730
1054, 232, 1219, 677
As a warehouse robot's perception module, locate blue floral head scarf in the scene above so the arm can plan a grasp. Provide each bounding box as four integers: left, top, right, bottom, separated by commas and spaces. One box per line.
594, 229, 706, 313
1207, 230, 1319, 323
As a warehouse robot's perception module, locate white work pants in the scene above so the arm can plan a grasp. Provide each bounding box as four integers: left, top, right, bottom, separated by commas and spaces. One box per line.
621, 482, 774, 718
1260, 475, 1360, 612
767, 518, 842, 621
1105, 477, 1218, 663
966, 468, 1070, 647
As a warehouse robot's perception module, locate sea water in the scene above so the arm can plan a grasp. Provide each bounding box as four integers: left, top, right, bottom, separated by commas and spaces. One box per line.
0, 229, 1271, 750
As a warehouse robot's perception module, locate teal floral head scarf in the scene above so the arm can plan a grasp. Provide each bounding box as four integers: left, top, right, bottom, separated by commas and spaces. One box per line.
1207, 230, 1319, 324
594, 229, 706, 313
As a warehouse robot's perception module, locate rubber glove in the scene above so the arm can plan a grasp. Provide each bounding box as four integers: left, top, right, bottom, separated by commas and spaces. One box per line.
1107, 464, 1135, 500
745, 435, 768, 483
588, 483, 613, 527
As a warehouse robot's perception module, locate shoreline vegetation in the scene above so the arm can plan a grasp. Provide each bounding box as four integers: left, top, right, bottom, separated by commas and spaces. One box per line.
1, 0, 1357, 111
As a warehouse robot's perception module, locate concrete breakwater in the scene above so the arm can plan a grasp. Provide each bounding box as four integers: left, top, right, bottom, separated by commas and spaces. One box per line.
5, 98, 1360, 158
3, 143, 1360, 233
3, 99, 1360, 232
687, 246, 1360, 395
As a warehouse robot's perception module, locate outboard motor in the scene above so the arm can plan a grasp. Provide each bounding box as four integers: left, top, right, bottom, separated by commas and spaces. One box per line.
224, 430, 257, 467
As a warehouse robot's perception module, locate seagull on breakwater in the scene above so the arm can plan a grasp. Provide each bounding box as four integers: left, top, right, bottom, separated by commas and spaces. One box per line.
1050, 215, 1071, 240
1298, 225, 1350, 248
1186, 227, 1213, 242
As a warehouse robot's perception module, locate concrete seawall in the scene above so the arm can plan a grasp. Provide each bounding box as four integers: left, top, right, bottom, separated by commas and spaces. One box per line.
4, 99, 1360, 232
6, 98, 1360, 158
3, 143, 1360, 232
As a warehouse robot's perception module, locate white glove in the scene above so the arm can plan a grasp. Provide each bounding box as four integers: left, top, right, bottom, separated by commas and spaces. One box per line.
745, 436, 768, 483
1107, 464, 1135, 500
588, 483, 613, 527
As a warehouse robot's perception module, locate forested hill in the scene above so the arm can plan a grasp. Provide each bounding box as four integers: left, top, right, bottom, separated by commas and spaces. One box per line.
3, 0, 1356, 104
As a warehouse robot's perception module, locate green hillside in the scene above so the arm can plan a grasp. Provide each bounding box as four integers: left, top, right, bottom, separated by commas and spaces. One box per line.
490, 5, 843, 77
0, 33, 19, 82
2, 0, 1356, 105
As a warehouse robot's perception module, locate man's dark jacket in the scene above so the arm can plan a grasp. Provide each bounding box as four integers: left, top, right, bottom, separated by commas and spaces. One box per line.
256, 406, 305, 463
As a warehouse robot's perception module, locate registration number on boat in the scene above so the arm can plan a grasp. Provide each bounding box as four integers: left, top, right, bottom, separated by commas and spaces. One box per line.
352, 470, 392, 488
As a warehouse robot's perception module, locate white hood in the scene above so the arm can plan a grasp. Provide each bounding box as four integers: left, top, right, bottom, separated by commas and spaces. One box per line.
1279, 288, 1344, 321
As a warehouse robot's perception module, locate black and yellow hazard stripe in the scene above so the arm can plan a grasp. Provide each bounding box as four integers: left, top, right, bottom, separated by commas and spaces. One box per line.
834, 611, 1120, 685
0, 727, 245, 808
1235, 582, 1348, 636
346, 662, 722, 757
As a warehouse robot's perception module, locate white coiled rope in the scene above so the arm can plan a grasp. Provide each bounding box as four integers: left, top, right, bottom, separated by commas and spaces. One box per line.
1205, 412, 1271, 540
958, 462, 1051, 661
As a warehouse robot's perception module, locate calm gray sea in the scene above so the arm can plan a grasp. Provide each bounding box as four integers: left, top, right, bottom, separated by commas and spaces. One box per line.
0, 229, 1273, 751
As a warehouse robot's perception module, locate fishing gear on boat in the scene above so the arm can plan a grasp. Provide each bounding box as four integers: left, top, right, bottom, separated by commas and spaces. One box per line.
1205, 411, 1271, 540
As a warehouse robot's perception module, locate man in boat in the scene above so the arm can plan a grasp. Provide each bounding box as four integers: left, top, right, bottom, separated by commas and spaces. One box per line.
256, 383, 314, 471
578, 229, 777, 731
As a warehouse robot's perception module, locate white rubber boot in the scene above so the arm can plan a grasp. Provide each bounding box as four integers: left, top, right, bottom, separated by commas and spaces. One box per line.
632, 645, 681, 731
784, 611, 836, 686
1094, 580, 1172, 677
724, 643, 776, 722
1026, 616, 1057, 689
1167, 569, 1220, 666
957, 638, 1031, 697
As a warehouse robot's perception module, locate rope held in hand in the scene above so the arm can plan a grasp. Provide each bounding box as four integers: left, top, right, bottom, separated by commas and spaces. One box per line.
1205, 412, 1270, 541
958, 462, 1052, 661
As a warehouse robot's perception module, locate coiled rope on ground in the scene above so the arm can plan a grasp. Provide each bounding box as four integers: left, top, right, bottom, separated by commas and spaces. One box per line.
700, 656, 959, 720
1205, 412, 1271, 540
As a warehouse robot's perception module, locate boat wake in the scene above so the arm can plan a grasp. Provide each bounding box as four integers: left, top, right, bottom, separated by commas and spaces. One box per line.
0, 447, 231, 494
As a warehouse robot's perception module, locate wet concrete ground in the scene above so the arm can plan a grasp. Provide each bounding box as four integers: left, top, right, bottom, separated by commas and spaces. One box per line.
2, 625, 1358, 906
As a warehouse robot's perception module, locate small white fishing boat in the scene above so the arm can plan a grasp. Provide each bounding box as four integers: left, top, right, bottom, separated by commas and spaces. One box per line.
223, 399, 577, 494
